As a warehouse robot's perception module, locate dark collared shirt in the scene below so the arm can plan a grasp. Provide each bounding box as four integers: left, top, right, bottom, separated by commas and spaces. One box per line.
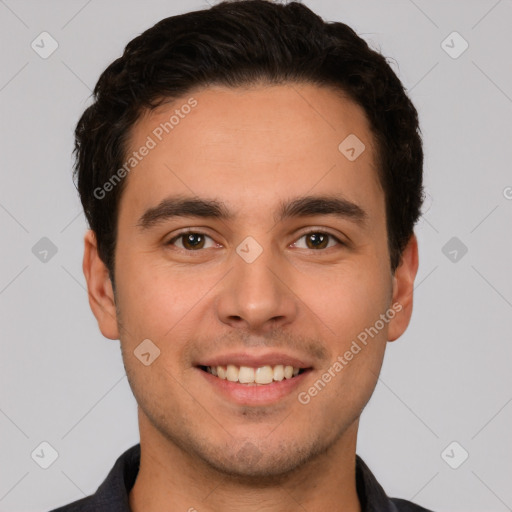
49, 444, 433, 511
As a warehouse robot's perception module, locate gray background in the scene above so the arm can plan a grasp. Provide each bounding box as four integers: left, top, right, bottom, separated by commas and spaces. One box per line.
0, 0, 511, 511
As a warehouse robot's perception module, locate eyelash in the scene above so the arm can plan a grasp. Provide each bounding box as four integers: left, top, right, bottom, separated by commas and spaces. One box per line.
166, 230, 345, 252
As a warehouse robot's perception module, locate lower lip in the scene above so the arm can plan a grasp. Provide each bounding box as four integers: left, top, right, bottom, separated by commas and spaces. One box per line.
198, 368, 311, 406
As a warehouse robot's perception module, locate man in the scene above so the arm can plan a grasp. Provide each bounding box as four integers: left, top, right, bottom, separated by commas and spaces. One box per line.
51, 1, 431, 510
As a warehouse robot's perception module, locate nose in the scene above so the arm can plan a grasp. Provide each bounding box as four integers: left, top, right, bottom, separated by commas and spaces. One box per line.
214, 241, 298, 333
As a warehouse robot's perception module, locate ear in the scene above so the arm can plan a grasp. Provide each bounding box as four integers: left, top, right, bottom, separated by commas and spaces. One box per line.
387, 234, 419, 342
82, 230, 119, 340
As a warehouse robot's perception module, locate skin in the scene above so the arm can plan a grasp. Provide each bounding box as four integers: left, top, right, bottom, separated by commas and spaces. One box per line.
83, 83, 419, 512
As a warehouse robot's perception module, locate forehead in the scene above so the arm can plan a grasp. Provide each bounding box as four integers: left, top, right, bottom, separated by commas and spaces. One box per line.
120, 83, 383, 223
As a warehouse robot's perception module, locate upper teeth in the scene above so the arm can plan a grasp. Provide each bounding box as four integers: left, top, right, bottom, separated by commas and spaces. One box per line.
207, 364, 300, 384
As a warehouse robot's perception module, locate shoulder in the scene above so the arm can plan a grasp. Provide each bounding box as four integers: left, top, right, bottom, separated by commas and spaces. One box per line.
48, 495, 96, 512
47, 443, 140, 512
391, 497, 435, 511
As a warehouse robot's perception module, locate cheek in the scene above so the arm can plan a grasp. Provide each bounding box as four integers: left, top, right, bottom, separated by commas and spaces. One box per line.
114, 255, 220, 345
312, 264, 391, 402
301, 261, 392, 343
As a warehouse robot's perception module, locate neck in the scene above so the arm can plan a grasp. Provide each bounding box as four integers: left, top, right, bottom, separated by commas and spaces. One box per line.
129, 414, 361, 512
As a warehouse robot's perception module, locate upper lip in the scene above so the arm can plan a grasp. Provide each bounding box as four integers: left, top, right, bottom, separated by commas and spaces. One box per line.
196, 351, 313, 369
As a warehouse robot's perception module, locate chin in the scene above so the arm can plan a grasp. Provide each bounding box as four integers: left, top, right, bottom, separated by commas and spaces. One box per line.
192, 436, 328, 481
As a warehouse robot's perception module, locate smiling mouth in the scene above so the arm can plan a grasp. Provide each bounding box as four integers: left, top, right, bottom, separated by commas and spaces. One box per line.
198, 364, 309, 385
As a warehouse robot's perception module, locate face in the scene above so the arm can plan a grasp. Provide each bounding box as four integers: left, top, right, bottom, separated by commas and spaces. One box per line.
84, 83, 418, 478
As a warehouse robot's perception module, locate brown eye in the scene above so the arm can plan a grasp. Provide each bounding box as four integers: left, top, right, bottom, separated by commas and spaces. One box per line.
168, 232, 214, 250
305, 233, 329, 249
293, 231, 342, 250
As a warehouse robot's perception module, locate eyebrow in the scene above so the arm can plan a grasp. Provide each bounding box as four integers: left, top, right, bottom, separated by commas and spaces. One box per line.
137, 194, 368, 230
